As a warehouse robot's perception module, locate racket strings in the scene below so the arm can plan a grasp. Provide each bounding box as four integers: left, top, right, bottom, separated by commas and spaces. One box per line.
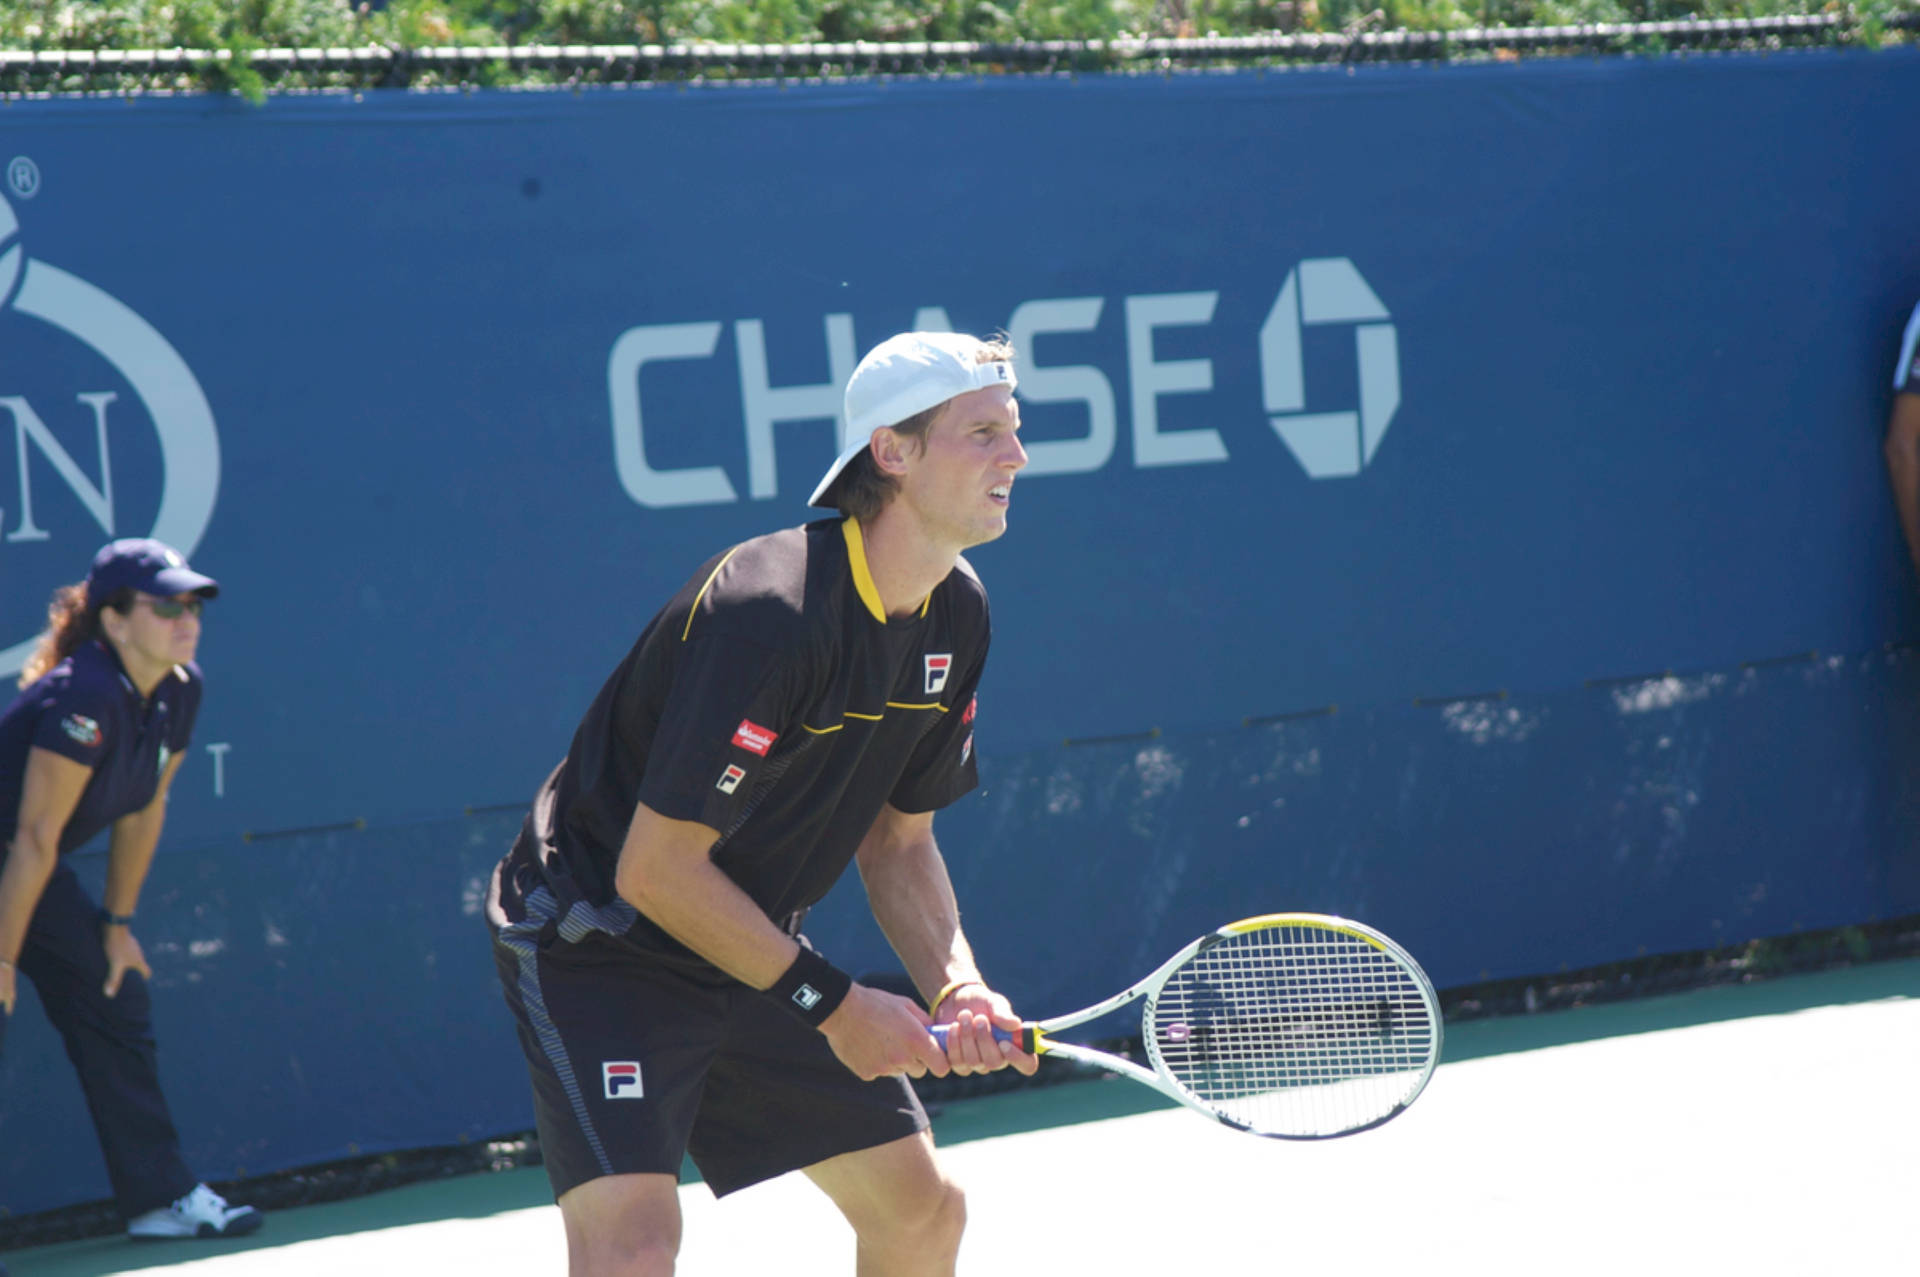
1145, 924, 1439, 1138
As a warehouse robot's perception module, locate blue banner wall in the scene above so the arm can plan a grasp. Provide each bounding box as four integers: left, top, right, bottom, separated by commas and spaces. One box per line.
4, 49, 1920, 1214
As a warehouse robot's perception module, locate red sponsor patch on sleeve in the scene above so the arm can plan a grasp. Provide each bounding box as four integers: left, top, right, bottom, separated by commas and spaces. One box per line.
962, 696, 977, 726
61, 713, 103, 748
731, 720, 777, 756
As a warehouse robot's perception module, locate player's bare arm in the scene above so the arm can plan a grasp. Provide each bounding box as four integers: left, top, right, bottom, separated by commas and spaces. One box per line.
614, 799, 949, 1082
1884, 393, 1920, 585
97, 749, 186, 997
855, 803, 1038, 1078
0, 747, 92, 1015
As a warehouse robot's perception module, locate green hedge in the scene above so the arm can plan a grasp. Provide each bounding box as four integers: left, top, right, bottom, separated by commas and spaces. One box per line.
4, 0, 1914, 49
1, 0, 1913, 100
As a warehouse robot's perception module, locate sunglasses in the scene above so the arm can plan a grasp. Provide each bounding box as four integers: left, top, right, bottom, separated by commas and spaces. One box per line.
139, 596, 205, 620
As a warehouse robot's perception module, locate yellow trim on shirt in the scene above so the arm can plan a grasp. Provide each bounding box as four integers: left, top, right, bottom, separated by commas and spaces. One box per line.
681, 545, 744, 642
799, 703, 948, 735
841, 518, 931, 622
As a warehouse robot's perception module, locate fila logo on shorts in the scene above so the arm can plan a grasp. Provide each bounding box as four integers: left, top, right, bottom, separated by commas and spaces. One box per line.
924, 654, 952, 695
716, 764, 747, 794
603, 1061, 643, 1100
731, 719, 777, 756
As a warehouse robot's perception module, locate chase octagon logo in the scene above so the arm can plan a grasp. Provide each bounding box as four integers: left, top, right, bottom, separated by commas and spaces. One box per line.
1, 163, 221, 678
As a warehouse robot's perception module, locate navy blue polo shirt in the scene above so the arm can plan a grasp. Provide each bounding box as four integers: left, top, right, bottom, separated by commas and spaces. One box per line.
0, 641, 202, 856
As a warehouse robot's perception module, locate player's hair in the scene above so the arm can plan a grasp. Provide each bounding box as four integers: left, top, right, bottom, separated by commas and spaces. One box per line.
834, 337, 1017, 523
19, 583, 133, 687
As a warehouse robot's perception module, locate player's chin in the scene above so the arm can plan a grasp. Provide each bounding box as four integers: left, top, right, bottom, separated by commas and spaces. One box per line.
965, 515, 1011, 548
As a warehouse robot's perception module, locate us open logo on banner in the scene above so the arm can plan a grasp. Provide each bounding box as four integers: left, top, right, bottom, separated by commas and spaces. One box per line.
1, 164, 221, 679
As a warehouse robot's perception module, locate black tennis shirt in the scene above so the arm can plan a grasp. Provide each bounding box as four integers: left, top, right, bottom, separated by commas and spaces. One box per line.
519, 517, 988, 973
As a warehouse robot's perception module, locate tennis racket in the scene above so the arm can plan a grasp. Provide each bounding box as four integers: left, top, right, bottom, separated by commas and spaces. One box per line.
931, 913, 1442, 1138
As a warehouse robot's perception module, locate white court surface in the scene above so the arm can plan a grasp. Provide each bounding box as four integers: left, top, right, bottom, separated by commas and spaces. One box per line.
57, 984, 1916, 1277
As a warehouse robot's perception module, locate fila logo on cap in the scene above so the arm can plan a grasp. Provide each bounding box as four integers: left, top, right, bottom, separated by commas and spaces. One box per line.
716, 763, 747, 794
603, 1061, 643, 1099
924, 654, 952, 695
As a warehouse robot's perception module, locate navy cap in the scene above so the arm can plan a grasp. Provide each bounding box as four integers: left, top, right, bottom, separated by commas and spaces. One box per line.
86, 538, 220, 610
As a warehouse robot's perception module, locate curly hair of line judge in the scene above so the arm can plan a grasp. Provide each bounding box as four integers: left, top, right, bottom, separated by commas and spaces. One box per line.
19, 583, 135, 688
831, 337, 1017, 524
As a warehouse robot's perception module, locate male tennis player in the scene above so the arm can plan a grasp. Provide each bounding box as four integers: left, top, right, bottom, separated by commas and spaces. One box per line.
1884, 299, 1920, 585
488, 331, 1037, 1276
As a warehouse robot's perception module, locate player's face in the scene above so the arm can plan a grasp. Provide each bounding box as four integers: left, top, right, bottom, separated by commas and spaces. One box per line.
897, 385, 1027, 550
115, 592, 203, 674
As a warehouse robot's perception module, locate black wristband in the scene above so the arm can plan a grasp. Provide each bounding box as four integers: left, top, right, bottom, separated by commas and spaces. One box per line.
98, 909, 135, 927
766, 946, 852, 1029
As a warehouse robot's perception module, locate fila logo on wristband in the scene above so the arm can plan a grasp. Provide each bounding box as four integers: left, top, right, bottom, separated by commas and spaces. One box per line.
792, 984, 823, 1011
603, 1061, 643, 1099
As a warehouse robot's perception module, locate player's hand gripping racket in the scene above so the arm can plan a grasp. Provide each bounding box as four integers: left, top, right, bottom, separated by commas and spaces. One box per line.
931, 913, 1442, 1138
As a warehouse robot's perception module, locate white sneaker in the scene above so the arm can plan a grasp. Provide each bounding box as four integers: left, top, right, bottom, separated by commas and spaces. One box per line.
126, 1183, 264, 1240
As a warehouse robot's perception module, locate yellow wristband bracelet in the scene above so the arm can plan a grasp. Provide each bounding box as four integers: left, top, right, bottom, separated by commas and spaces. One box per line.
929, 977, 985, 1017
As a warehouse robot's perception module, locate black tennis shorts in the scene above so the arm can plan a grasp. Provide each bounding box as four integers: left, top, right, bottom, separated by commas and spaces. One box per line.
490, 873, 928, 1201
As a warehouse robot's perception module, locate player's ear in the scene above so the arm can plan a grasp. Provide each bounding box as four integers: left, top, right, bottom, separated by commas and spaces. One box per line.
870, 427, 912, 479
97, 603, 130, 645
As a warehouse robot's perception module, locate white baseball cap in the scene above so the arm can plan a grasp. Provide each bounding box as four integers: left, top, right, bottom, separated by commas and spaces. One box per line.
808, 331, 1018, 509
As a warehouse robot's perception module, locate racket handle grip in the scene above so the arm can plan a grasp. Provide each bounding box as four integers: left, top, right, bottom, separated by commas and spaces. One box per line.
928, 1022, 1036, 1053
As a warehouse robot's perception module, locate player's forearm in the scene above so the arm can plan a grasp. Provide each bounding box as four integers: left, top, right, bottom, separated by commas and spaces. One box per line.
0, 829, 59, 960
1885, 409, 1920, 579
615, 830, 801, 989
102, 810, 165, 919
1891, 477, 1920, 579
858, 829, 980, 1003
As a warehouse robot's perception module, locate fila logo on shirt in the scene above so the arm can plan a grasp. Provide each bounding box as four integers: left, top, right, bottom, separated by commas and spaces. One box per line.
924, 654, 952, 695
716, 763, 747, 794
603, 1061, 643, 1100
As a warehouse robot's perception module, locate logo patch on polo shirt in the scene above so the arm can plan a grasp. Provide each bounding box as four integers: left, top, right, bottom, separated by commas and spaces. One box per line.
61, 714, 102, 747
717, 764, 747, 794
924, 654, 952, 695
602, 1061, 643, 1099
731, 719, 777, 756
